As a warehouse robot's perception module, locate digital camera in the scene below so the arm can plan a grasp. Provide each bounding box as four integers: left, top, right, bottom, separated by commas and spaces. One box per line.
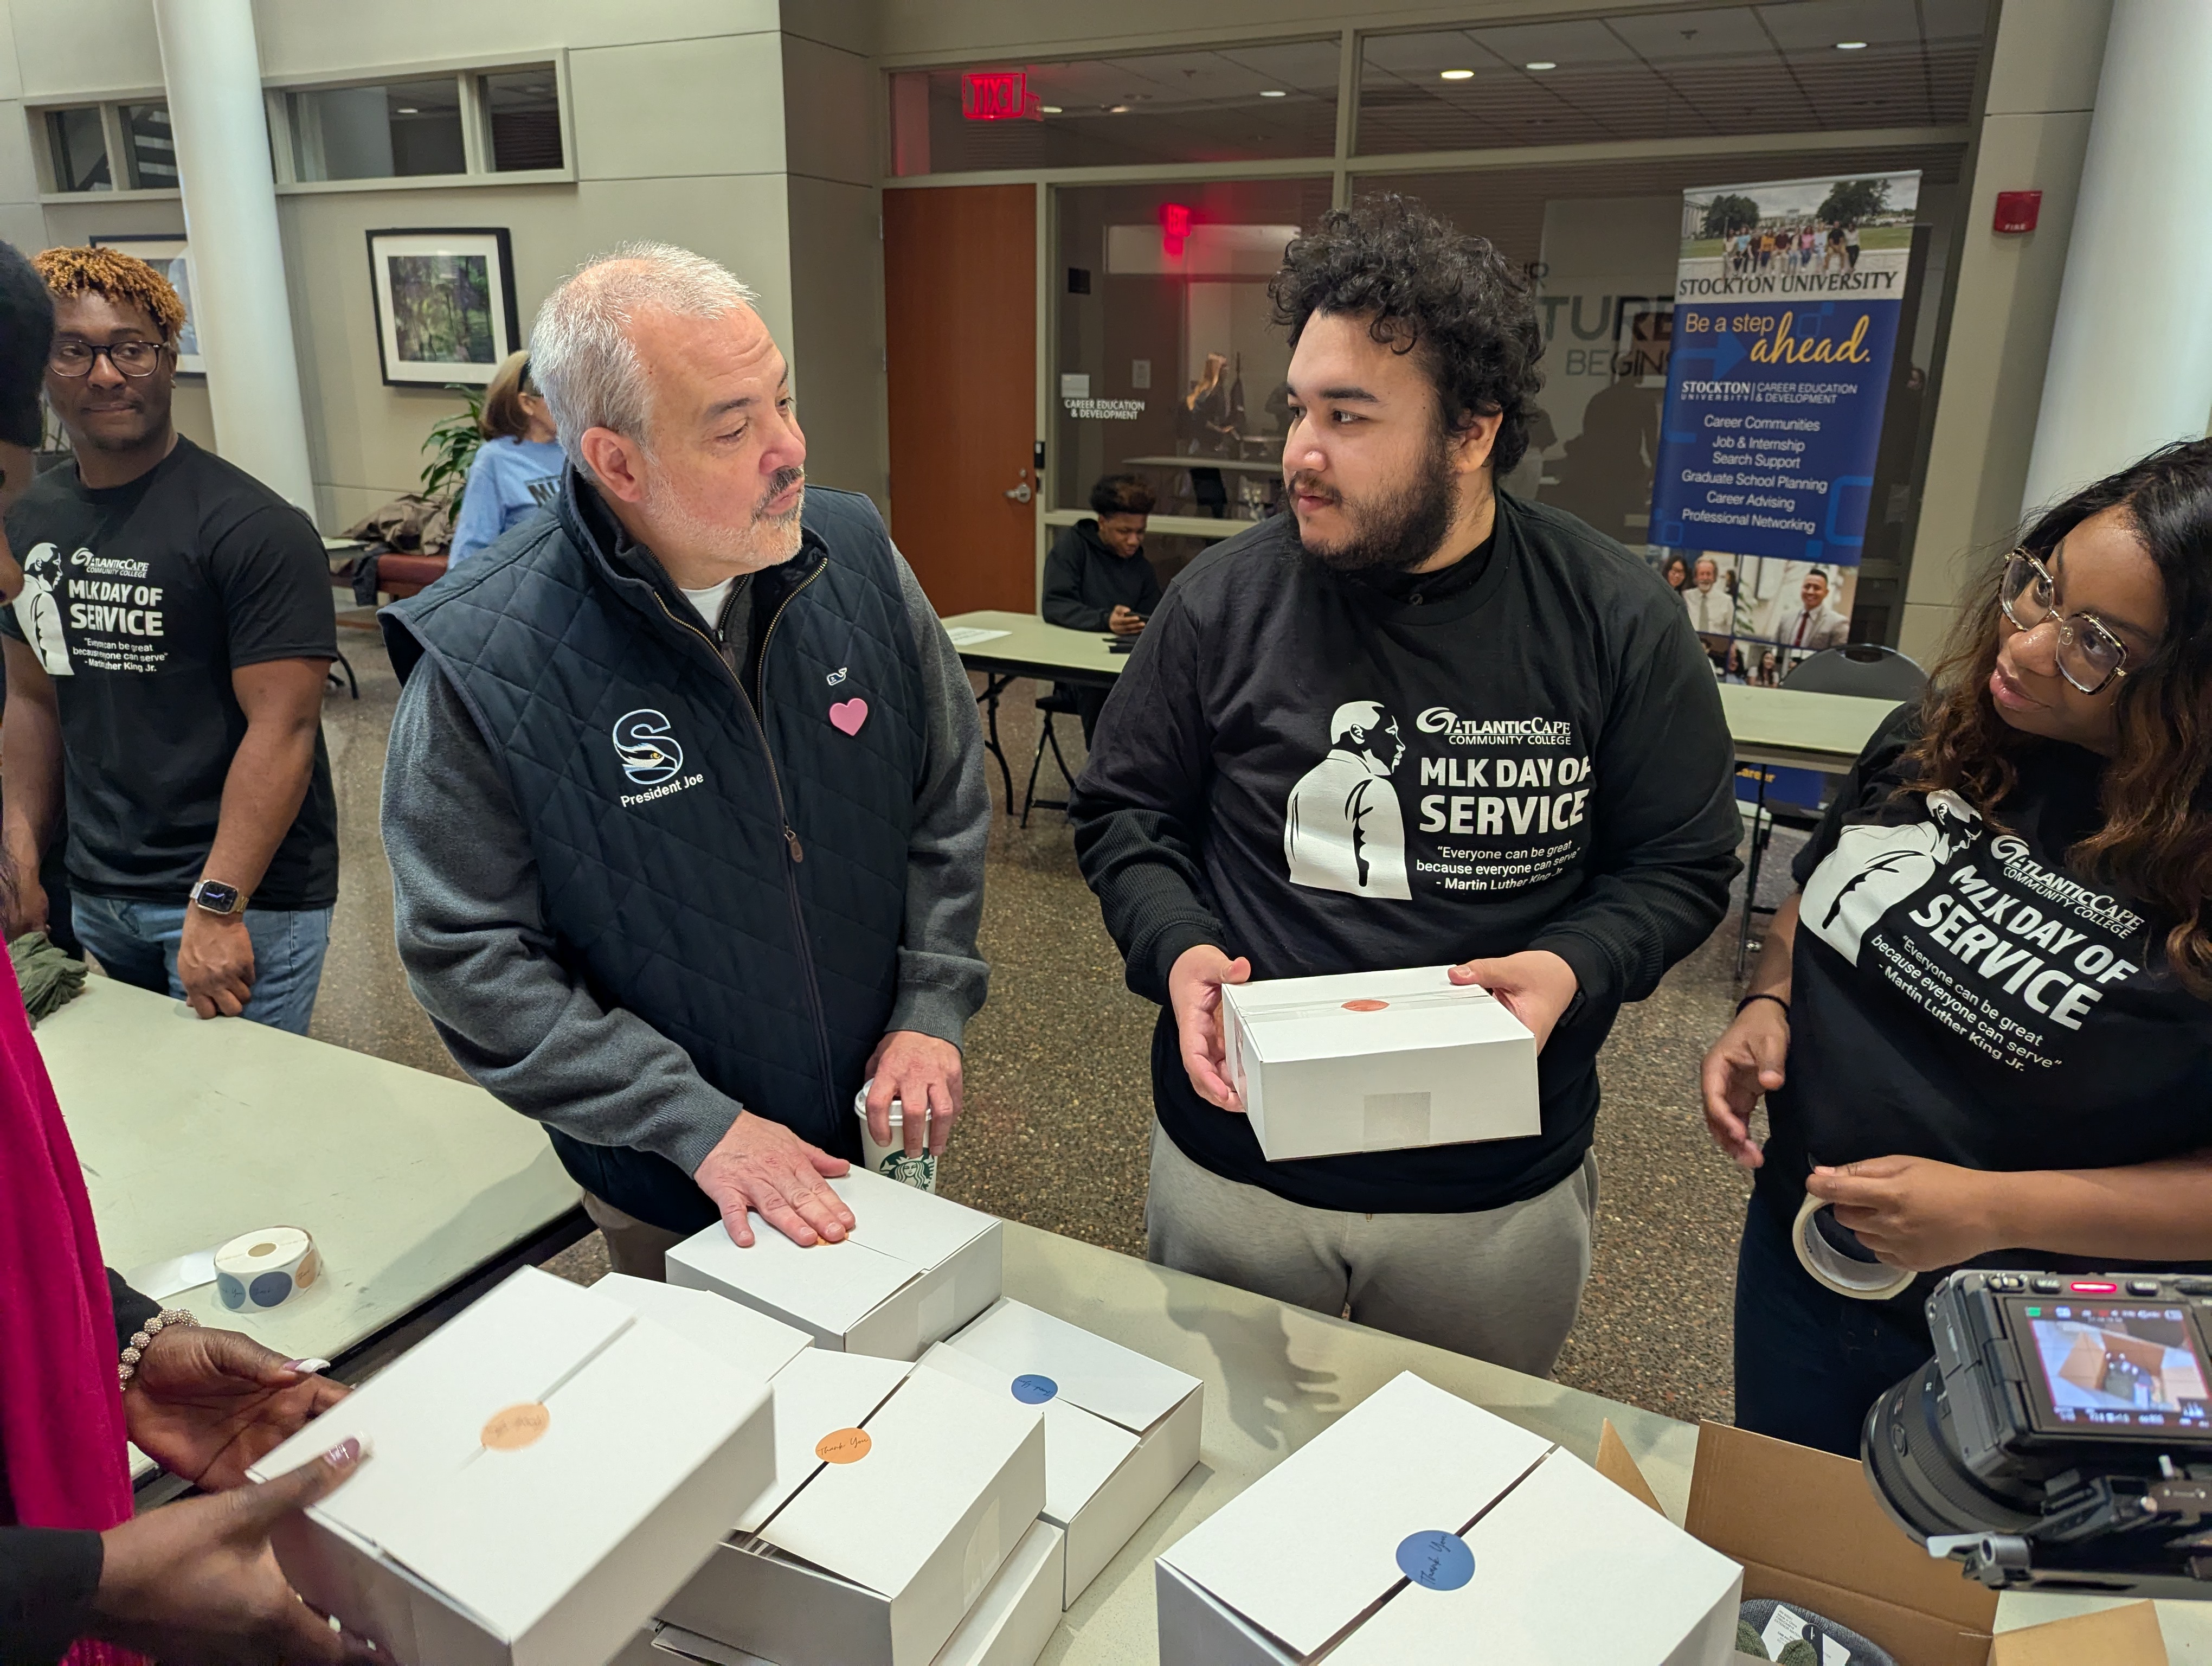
1864, 1267, 2212, 1598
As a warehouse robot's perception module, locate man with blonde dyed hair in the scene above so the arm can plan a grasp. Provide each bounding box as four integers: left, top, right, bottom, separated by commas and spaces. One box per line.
380, 243, 990, 1268
2, 246, 338, 1027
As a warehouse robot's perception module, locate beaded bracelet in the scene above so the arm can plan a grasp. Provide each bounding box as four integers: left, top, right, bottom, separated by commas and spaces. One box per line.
118, 1308, 198, 1388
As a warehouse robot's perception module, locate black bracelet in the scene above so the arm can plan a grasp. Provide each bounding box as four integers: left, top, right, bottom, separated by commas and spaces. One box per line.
1736, 991, 1790, 1018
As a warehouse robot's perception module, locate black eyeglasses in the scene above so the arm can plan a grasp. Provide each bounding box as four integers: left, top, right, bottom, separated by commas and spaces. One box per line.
48, 338, 168, 379
1998, 549, 2130, 695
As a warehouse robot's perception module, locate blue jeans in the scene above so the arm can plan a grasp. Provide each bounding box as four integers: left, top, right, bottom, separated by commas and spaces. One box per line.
1732, 1192, 1936, 1457
71, 894, 332, 1035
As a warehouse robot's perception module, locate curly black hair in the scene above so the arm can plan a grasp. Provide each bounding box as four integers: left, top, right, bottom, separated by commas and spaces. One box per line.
1269, 196, 1545, 476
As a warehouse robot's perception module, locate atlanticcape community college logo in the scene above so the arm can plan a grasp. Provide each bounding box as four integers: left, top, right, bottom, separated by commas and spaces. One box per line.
613, 708, 684, 786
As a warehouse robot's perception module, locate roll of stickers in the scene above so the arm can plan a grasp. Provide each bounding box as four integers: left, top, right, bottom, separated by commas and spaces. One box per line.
214, 1226, 320, 1313
1792, 1192, 1913, 1301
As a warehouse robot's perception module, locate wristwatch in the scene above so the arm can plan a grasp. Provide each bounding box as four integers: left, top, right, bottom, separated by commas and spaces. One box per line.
189, 878, 247, 917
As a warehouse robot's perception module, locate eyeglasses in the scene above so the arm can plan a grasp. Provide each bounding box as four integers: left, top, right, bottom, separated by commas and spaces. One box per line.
1998, 549, 2130, 695
48, 338, 168, 379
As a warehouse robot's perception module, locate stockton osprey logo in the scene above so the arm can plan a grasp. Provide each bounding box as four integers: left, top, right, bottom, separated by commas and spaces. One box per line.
612, 709, 684, 786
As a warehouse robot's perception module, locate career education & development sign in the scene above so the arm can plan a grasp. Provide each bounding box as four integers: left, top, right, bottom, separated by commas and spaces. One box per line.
1649, 171, 1919, 569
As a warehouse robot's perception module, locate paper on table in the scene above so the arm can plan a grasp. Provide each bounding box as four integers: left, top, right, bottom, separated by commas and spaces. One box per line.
125, 1247, 218, 1301
946, 627, 1010, 648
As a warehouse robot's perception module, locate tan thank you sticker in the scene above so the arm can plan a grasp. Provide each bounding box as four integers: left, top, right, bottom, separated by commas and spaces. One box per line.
481, 1402, 551, 1451
815, 1426, 872, 1464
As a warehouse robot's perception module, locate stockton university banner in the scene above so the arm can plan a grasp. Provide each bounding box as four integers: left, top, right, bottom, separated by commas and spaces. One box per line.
1650, 170, 1919, 570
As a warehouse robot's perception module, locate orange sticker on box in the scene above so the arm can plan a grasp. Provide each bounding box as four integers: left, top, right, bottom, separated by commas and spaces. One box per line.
816, 1427, 872, 1464
1342, 999, 1390, 1012
481, 1402, 551, 1451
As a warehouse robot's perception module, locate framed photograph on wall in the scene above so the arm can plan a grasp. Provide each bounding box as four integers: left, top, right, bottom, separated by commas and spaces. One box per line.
365, 228, 520, 387
87, 235, 204, 375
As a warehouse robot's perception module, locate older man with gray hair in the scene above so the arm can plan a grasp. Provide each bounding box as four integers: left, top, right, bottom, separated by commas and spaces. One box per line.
379, 242, 990, 1267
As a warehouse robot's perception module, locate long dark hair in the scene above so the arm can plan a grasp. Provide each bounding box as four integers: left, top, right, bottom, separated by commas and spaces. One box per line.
1907, 438, 2212, 992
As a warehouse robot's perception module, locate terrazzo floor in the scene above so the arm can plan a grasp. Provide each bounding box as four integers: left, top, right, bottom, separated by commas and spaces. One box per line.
311, 626, 1800, 1426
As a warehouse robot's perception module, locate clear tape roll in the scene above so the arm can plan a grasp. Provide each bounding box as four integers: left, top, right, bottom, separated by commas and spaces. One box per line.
1791, 1191, 1913, 1301
214, 1226, 320, 1313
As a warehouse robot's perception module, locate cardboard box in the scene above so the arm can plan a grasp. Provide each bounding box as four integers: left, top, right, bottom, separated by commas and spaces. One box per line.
248, 1267, 775, 1666
920, 1298, 1202, 1606
1154, 1372, 1741, 1666
667, 1169, 1001, 1359
1220, 966, 1539, 1161
591, 1273, 814, 1381
661, 1358, 1046, 1666
657, 1518, 1062, 1666
1595, 1419, 2171, 1666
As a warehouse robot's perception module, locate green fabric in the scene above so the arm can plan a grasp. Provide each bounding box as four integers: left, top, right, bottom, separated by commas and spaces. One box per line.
9, 930, 86, 1026
1737, 1618, 1771, 1658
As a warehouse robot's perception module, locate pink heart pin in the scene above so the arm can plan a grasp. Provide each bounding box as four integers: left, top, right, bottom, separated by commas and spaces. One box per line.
829, 697, 869, 736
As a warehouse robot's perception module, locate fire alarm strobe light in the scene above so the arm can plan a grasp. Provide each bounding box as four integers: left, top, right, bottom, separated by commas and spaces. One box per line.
1993, 189, 2042, 234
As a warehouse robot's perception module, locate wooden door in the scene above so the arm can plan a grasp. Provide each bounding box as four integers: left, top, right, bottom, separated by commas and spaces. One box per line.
883, 184, 1036, 616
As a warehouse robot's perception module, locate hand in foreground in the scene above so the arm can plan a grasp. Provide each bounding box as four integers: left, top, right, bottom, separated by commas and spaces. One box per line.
1168, 944, 1250, 1111
1448, 950, 1578, 1053
1806, 1155, 2003, 1272
127, 1325, 346, 1491
1699, 999, 1790, 1169
694, 1111, 853, 1248
1108, 605, 1146, 637
178, 909, 255, 1020
865, 1030, 964, 1157
93, 1436, 377, 1666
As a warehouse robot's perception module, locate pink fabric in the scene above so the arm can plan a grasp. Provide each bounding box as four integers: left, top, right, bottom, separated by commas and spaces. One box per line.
0, 951, 133, 1531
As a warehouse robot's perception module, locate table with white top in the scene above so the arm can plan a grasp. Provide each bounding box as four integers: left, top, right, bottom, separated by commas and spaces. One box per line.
943, 610, 1902, 811
46, 977, 584, 1393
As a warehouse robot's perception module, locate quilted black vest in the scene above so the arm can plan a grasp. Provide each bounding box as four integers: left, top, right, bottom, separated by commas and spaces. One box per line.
383, 478, 925, 1181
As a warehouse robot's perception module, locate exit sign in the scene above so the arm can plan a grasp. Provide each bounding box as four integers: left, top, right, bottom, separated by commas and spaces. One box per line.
961, 70, 1040, 121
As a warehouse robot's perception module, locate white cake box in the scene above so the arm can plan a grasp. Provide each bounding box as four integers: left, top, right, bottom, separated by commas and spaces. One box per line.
661, 1354, 1046, 1666
1221, 965, 1539, 1162
248, 1267, 776, 1666
657, 1514, 1062, 1666
667, 1169, 1001, 1359
1154, 1372, 1741, 1666
920, 1298, 1201, 1606
590, 1273, 814, 1381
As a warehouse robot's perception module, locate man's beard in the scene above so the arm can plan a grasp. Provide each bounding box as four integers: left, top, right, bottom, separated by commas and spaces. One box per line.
1291, 433, 1456, 574
644, 464, 807, 569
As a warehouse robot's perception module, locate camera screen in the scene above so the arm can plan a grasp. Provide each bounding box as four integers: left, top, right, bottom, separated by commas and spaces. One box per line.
2010, 1299, 2212, 1437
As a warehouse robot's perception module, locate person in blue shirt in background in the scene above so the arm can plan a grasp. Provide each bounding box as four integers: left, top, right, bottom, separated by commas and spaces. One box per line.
447, 350, 563, 565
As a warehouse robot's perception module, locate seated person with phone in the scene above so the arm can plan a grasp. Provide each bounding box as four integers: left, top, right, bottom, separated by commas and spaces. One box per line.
1042, 473, 1162, 740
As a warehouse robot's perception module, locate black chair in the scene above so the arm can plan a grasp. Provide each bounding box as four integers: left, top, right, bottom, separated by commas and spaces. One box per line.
1735, 644, 1925, 976
1021, 684, 1082, 827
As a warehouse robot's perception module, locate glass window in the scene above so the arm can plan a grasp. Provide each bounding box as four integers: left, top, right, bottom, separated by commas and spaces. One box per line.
481, 67, 563, 171
1356, 142, 1963, 648
289, 77, 465, 182
1053, 177, 1332, 532
891, 40, 1340, 176
1356, 0, 1988, 156
46, 107, 110, 192
120, 104, 178, 190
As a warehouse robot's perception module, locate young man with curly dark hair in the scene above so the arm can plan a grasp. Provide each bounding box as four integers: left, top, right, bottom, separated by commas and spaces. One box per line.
1, 247, 338, 1032
1071, 197, 1741, 1374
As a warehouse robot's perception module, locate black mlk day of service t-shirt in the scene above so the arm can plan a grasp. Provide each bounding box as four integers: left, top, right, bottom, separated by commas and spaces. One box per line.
0, 439, 339, 908
1760, 704, 2212, 1233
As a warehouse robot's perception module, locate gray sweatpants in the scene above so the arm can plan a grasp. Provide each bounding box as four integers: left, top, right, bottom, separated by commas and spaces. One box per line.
1145, 1122, 1597, 1379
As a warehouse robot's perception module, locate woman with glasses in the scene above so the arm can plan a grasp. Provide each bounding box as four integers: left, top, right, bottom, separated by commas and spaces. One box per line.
1701, 437, 2212, 1456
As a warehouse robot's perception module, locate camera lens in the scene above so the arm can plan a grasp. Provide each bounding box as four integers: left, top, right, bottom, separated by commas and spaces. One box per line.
1863, 1361, 2042, 1543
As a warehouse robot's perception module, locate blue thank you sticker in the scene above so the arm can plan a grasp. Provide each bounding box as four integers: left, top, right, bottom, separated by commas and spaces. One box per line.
1396, 1530, 1475, 1591
1011, 1373, 1058, 1404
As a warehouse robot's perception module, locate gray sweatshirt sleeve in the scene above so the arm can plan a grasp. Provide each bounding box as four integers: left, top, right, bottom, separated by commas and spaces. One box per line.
887, 548, 992, 1046
381, 658, 742, 1176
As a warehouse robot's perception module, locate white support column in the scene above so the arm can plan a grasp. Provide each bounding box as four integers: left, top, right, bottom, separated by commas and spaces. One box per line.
2020, 0, 2212, 516
152, 0, 316, 516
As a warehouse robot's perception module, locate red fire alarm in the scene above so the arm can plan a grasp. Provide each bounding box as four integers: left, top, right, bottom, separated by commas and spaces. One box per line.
1992, 190, 2042, 234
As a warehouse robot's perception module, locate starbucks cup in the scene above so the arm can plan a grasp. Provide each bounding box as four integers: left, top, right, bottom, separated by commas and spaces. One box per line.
854, 1080, 937, 1193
